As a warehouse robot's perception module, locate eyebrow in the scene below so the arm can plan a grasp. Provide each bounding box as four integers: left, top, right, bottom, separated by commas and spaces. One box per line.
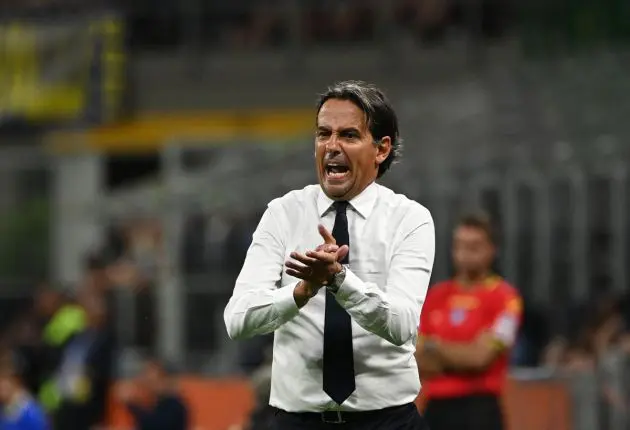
316, 126, 361, 134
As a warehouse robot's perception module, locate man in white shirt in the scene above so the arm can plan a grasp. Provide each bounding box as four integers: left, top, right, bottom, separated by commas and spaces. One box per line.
224, 81, 435, 429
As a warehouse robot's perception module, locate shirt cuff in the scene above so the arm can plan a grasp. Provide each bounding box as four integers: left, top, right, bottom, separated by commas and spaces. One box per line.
273, 282, 301, 319
333, 269, 366, 307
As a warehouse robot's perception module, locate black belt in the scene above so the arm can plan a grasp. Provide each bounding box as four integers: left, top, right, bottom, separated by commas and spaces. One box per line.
276, 402, 414, 424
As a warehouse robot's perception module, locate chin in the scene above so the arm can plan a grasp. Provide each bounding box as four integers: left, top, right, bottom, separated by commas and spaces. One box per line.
323, 184, 351, 199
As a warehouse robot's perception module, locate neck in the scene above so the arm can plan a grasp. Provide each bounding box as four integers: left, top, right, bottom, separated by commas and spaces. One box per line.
456, 271, 490, 288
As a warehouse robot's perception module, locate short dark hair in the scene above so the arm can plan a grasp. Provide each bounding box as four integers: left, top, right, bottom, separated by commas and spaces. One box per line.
316, 80, 401, 178
456, 213, 497, 245
85, 252, 107, 271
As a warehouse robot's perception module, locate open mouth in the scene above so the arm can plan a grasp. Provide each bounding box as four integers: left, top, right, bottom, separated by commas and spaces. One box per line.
325, 163, 350, 180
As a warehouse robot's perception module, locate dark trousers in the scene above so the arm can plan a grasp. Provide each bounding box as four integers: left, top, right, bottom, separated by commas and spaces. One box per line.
273, 403, 429, 430
424, 394, 504, 430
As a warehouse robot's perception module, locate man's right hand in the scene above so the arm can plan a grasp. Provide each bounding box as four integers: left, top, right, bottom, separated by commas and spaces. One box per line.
289, 225, 346, 308
291, 242, 341, 308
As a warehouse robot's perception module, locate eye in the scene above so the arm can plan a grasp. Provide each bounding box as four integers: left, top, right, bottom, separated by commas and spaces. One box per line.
340, 130, 359, 140
316, 130, 331, 139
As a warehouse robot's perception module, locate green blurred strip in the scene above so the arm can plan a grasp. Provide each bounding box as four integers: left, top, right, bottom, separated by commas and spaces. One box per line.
42, 304, 87, 346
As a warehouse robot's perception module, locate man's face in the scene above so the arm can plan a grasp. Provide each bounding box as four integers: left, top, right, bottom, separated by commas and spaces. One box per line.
315, 99, 391, 200
85, 268, 109, 292
34, 290, 61, 319
78, 289, 106, 327
452, 226, 495, 275
140, 362, 163, 392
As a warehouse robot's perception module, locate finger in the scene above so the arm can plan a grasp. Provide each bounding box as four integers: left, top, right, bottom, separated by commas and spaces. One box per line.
305, 250, 337, 263
285, 269, 310, 280
289, 252, 318, 266
318, 224, 336, 245
285, 260, 311, 273
315, 243, 339, 253
336, 245, 349, 262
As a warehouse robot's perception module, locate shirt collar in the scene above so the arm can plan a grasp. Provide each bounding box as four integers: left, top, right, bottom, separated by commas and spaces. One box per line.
317, 182, 379, 219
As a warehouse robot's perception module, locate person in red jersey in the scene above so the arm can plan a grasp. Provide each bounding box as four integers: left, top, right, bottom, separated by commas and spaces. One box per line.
415, 213, 522, 430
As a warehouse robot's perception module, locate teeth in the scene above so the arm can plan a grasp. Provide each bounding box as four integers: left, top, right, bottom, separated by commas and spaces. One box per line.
325, 163, 348, 178
327, 170, 349, 179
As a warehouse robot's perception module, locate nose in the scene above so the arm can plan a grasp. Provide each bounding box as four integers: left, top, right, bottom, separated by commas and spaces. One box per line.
325, 133, 342, 153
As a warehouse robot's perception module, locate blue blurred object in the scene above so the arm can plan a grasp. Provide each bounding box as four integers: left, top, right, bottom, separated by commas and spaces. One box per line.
0, 393, 49, 430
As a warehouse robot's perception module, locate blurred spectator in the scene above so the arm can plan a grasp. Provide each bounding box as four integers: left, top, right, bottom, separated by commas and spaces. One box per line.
0, 350, 49, 430
0, 0, 516, 50
36, 289, 86, 353
3, 287, 50, 398
542, 293, 628, 371
35, 288, 87, 414
0, 286, 83, 411
396, 0, 452, 44
393, 0, 511, 44
52, 288, 113, 430
117, 358, 189, 430
589, 296, 625, 358
563, 342, 596, 373
216, 0, 285, 49
83, 254, 112, 296
123, 218, 162, 284
0, 240, 156, 428
328, 1, 374, 43
242, 1, 285, 48
86, 237, 153, 352
302, 0, 374, 45
541, 337, 568, 369
111, 219, 163, 350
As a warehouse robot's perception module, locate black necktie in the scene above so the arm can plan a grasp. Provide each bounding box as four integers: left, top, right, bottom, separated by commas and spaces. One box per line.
323, 201, 355, 404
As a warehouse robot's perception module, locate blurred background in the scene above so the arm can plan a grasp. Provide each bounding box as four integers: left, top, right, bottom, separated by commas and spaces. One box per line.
0, 0, 629, 429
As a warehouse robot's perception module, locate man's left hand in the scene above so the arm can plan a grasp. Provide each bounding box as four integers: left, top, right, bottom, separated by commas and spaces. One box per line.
284, 225, 348, 285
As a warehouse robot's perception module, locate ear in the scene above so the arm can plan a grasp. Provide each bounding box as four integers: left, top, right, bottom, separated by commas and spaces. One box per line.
375, 136, 392, 166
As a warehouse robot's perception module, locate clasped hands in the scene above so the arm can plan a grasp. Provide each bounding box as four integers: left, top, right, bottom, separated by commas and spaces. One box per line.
286, 224, 349, 307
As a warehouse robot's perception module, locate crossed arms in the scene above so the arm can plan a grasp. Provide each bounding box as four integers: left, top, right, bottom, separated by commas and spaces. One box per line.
416, 294, 522, 376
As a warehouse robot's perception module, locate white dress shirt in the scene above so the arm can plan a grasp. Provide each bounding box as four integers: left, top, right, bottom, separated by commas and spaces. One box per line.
224, 182, 435, 412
